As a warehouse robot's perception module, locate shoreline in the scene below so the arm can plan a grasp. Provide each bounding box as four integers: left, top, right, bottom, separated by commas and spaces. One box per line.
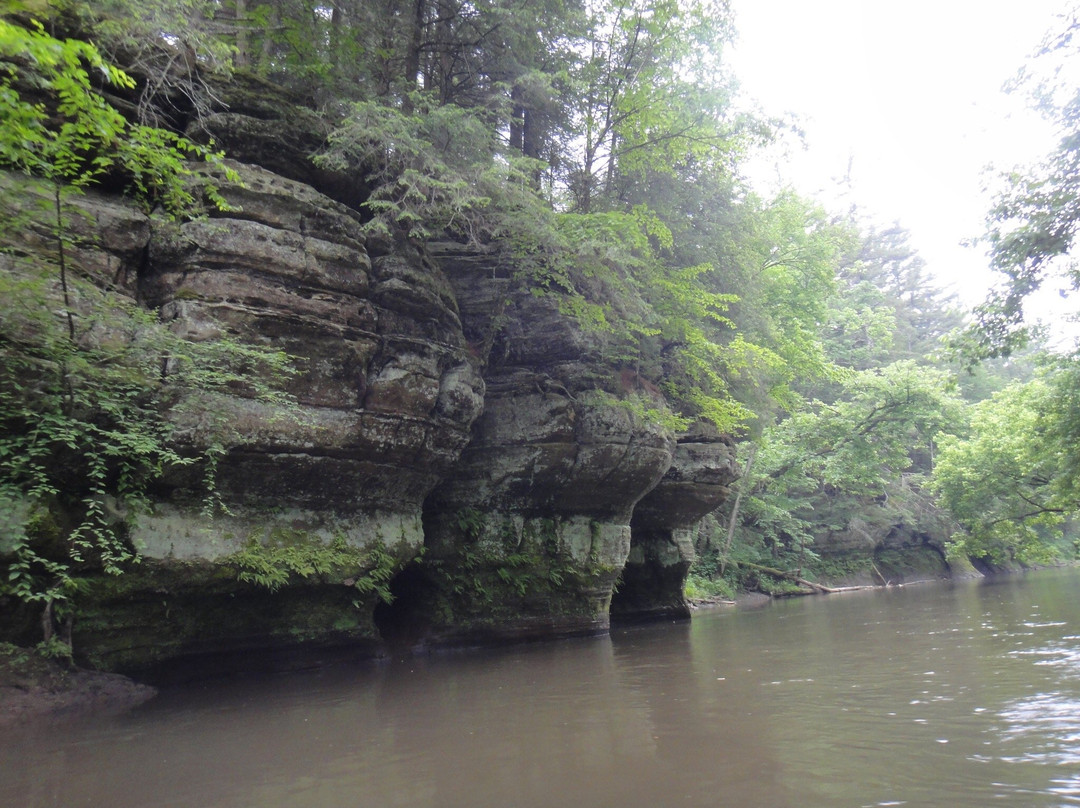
0, 645, 156, 729
4, 565, 1069, 728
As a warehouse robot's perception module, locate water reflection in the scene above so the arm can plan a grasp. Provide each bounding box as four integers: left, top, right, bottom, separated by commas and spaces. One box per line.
611, 621, 787, 805
5, 569, 1080, 807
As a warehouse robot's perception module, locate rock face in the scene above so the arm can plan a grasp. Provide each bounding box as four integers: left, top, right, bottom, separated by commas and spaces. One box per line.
139, 162, 482, 538
0, 97, 739, 671
369, 243, 738, 645
378, 243, 678, 644
613, 423, 738, 621
98, 162, 484, 670
0, 163, 486, 671
812, 494, 967, 585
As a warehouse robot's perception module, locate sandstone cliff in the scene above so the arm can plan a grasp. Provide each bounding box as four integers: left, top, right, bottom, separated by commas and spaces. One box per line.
0, 80, 738, 673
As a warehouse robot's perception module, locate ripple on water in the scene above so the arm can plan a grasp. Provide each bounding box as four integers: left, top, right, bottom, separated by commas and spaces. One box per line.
1009, 642, 1080, 677
998, 690, 1080, 766
1048, 771, 1080, 805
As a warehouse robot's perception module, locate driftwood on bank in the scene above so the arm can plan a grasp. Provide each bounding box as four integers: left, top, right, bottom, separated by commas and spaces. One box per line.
740, 562, 880, 595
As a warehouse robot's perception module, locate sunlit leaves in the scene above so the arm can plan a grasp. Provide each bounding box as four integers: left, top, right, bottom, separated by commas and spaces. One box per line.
0, 16, 232, 216
932, 360, 1080, 563
0, 18, 130, 184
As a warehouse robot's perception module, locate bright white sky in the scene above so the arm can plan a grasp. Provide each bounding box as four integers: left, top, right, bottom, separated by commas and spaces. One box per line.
729, 0, 1074, 333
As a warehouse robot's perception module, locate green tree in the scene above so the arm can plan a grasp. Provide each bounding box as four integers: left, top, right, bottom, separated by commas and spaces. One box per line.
683, 190, 854, 420
842, 224, 963, 365
952, 8, 1080, 361
929, 10, 1080, 564
931, 362, 1080, 564
563, 0, 743, 213
716, 361, 964, 573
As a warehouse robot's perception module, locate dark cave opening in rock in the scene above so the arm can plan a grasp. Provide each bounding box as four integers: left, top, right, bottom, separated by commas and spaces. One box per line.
372, 563, 438, 647
609, 536, 693, 623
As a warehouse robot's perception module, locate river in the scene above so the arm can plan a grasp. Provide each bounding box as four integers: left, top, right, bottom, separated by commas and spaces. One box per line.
4, 568, 1080, 807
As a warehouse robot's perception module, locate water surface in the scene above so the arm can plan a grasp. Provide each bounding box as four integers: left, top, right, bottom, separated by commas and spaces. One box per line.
5, 568, 1080, 807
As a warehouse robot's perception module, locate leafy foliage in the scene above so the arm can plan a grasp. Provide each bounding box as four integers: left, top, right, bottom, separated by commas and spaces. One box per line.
0, 16, 234, 213
714, 362, 964, 571
229, 533, 401, 603
926, 11, 1080, 564
0, 17, 294, 634
316, 93, 558, 248
40, 0, 233, 127
948, 8, 1080, 363
825, 223, 963, 372
564, 0, 747, 212
931, 360, 1080, 564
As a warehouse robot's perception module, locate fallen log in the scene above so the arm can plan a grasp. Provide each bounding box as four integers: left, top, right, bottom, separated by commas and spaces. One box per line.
738, 563, 885, 596
741, 562, 839, 593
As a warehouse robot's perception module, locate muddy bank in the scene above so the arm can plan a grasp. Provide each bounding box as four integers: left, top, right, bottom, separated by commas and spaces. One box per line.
0, 645, 156, 728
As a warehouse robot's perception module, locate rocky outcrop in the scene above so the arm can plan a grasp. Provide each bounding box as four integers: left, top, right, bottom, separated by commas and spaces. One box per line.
382, 243, 676, 643
93, 162, 485, 670
184, 70, 368, 213
613, 423, 738, 621
139, 161, 482, 537
811, 490, 967, 585
0, 106, 739, 671
0, 172, 150, 298
371, 243, 739, 645
0, 162, 487, 671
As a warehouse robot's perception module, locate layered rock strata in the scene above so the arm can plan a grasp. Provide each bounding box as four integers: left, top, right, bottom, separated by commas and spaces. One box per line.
139, 162, 483, 538
389, 243, 720, 645
0, 164, 488, 670
613, 423, 738, 621
1, 98, 740, 669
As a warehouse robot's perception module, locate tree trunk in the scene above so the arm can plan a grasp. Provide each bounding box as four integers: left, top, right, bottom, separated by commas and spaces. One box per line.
742, 562, 838, 594
522, 106, 544, 188
260, 5, 278, 70
436, 1, 454, 103
234, 0, 249, 67
402, 0, 426, 110
720, 446, 757, 576
329, 2, 343, 75
509, 84, 524, 152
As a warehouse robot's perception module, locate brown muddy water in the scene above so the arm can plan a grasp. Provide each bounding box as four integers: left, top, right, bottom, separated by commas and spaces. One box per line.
4, 568, 1080, 807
